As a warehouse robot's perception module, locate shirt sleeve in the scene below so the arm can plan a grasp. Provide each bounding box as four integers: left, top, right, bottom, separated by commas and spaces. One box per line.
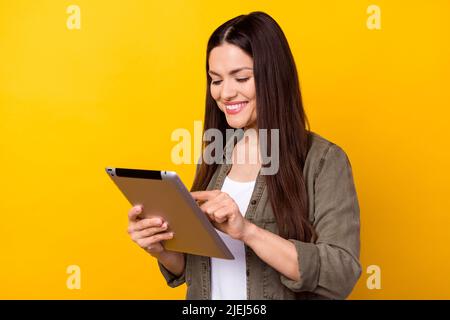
279, 144, 362, 299
157, 254, 187, 288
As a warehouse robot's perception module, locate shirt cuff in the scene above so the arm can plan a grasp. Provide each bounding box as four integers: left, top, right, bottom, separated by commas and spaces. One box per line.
157, 259, 186, 288
280, 239, 320, 292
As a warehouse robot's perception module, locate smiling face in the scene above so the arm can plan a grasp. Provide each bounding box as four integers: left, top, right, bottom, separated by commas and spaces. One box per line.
208, 43, 257, 129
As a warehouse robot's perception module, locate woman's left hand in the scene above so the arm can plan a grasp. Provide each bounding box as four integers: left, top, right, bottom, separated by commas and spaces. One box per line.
191, 190, 250, 241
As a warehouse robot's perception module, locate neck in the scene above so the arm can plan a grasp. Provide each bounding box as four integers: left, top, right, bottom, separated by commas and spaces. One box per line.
243, 122, 258, 140
234, 124, 261, 166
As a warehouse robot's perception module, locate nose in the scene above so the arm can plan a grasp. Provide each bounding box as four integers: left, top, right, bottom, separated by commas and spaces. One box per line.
221, 79, 237, 100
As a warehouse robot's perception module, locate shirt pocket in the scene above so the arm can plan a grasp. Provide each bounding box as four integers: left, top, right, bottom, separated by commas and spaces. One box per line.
254, 196, 278, 224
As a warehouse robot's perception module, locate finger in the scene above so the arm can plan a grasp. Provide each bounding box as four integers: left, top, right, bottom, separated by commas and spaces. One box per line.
204, 211, 214, 222
215, 216, 227, 224
195, 191, 225, 208
191, 190, 220, 201
128, 205, 144, 222
145, 244, 163, 255
202, 201, 227, 215
129, 218, 165, 233
131, 223, 168, 241
137, 232, 175, 248
212, 207, 231, 223
199, 193, 227, 212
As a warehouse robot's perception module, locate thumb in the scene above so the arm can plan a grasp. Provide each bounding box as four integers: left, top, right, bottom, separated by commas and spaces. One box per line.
128, 205, 143, 221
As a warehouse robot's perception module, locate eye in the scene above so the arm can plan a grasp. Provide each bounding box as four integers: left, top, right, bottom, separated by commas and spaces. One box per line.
211, 80, 222, 86
236, 77, 249, 83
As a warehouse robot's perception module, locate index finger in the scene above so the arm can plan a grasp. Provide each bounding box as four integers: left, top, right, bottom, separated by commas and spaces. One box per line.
191, 190, 220, 202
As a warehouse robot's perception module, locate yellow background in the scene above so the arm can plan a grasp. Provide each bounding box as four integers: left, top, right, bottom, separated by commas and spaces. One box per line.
1, 0, 449, 299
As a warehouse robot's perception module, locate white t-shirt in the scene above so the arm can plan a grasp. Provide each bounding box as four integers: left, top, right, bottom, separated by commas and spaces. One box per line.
211, 176, 256, 300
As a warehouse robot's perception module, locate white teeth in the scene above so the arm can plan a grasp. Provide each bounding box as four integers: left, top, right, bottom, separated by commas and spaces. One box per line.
226, 102, 247, 110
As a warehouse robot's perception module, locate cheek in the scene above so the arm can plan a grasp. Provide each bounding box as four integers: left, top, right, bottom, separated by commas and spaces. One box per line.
210, 87, 223, 111
248, 103, 257, 119
210, 85, 220, 100
243, 80, 256, 100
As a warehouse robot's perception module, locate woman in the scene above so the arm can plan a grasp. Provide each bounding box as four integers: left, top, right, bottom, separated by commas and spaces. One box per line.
127, 11, 361, 300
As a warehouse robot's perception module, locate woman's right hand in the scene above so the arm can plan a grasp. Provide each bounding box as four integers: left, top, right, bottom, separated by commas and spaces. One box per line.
127, 205, 174, 258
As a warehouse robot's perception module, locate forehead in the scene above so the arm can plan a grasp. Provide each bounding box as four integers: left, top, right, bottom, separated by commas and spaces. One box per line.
208, 43, 253, 72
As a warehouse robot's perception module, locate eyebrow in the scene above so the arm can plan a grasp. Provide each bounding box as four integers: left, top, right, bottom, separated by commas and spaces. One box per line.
208, 67, 253, 77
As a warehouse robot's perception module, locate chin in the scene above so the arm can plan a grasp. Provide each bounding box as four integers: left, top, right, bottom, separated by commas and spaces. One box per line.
225, 117, 249, 129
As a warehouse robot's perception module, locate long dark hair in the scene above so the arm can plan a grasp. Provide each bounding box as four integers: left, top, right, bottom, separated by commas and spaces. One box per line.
191, 11, 316, 243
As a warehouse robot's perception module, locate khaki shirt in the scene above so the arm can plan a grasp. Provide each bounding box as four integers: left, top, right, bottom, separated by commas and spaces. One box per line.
158, 131, 361, 299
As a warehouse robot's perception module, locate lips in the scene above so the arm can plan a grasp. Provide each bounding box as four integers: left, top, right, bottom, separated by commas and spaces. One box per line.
224, 101, 248, 115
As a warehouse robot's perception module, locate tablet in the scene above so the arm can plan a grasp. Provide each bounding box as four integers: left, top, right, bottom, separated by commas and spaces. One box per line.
105, 167, 234, 260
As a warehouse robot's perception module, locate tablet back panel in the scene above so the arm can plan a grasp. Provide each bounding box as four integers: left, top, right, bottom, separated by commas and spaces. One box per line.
106, 168, 234, 260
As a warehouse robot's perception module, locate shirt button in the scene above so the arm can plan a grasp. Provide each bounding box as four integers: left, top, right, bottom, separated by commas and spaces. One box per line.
250, 200, 257, 205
